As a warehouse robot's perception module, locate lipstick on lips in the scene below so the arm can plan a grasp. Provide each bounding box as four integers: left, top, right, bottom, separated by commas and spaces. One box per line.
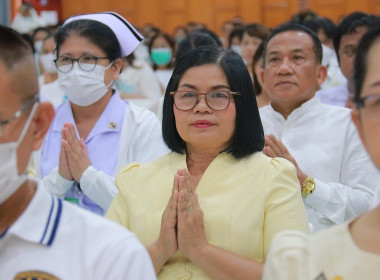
193, 120, 214, 128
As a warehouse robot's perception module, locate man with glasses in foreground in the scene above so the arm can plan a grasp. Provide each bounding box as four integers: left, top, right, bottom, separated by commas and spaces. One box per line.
0, 26, 156, 279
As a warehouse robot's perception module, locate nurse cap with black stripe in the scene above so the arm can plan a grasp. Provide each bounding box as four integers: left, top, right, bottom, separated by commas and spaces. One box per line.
63, 12, 144, 56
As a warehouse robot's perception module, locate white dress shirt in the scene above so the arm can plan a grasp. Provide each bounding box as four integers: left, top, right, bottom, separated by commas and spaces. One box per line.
0, 181, 156, 280
259, 96, 379, 231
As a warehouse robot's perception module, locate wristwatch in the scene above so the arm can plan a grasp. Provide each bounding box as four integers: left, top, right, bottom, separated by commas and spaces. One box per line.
301, 177, 315, 199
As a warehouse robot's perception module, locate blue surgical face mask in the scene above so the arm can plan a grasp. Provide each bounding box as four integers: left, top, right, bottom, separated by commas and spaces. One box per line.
151, 48, 172, 66
115, 80, 136, 94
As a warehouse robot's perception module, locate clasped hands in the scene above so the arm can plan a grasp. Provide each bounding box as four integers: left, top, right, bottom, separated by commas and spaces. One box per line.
154, 169, 208, 265
58, 123, 92, 182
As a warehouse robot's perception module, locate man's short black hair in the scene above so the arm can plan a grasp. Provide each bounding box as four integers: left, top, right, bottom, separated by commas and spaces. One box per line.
262, 22, 322, 66
162, 46, 264, 159
301, 16, 336, 41
333, 12, 378, 61
0, 26, 33, 70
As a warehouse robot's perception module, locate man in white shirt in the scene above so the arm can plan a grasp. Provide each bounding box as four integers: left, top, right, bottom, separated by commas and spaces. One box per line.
316, 12, 378, 107
0, 25, 156, 280
259, 22, 379, 232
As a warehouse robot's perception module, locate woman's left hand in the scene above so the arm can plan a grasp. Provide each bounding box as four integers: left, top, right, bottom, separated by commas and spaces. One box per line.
62, 123, 92, 182
177, 169, 208, 260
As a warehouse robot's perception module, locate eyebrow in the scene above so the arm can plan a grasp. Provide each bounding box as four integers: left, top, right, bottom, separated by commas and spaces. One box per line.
58, 52, 99, 57
178, 84, 230, 90
268, 49, 304, 56
369, 81, 380, 88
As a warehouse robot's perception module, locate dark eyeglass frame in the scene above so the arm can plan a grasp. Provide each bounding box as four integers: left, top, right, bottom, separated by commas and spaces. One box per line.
0, 95, 39, 136
354, 93, 380, 110
170, 90, 240, 111
54, 55, 112, 73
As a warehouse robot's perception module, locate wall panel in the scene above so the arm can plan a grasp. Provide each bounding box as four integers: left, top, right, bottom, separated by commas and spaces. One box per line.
54, 0, 379, 35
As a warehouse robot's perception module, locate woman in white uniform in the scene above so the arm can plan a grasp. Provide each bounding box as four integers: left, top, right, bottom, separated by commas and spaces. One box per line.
35, 12, 168, 215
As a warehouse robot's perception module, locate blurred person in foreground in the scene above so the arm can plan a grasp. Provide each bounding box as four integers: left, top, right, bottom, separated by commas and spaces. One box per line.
107, 46, 308, 279
0, 25, 156, 280
263, 25, 380, 280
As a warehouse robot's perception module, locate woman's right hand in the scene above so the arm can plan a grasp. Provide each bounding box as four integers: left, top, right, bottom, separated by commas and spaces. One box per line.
58, 135, 73, 181
148, 173, 179, 273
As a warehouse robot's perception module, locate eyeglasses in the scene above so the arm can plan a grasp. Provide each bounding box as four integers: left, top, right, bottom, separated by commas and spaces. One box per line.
170, 90, 239, 111
354, 93, 380, 121
54, 55, 111, 73
0, 95, 39, 137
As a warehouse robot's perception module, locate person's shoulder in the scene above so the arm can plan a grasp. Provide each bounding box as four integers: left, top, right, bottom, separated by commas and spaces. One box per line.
318, 101, 352, 120
117, 152, 172, 176
61, 200, 136, 241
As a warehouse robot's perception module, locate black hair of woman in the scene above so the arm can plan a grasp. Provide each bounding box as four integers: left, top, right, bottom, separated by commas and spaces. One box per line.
163, 46, 264, 159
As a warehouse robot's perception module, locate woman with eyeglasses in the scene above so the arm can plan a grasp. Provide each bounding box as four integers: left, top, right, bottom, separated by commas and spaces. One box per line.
262, 25, 380, 280
34, 13, 168, 216
107, 46, 308, 279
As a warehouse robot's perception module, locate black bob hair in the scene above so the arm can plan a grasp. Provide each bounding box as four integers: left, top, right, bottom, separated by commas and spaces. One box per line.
353, 25, 380, 103
162, 46, 264, 159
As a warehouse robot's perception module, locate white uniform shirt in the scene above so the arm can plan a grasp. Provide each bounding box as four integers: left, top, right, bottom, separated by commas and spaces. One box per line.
0, 182, 156, 280
259, 96, 379, 231
34, 93, 168, 214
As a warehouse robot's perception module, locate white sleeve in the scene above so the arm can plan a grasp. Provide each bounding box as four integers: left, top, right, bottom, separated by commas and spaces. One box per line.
263, 231, 310, 280
305, 122, 378, 224
94, 235, 157, 280
42, 167, 74, 198
79, 166, 118, 211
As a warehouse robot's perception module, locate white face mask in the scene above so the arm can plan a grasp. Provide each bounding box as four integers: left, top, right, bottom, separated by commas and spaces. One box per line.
34, 40, 43, 53
58, 62, 113, 106
40, 53, 57, 73
0, 102, 38, 204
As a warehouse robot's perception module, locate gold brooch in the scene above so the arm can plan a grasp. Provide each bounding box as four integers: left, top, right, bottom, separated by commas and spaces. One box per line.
108, 122, 117, 129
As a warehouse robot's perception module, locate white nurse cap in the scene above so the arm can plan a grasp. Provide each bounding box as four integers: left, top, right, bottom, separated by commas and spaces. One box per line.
63, 12, 144, 56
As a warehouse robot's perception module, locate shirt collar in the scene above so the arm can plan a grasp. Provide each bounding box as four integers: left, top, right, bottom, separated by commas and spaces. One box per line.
52, 93, 127, 143
268, 95, 321, 122
3, 180, 63, 247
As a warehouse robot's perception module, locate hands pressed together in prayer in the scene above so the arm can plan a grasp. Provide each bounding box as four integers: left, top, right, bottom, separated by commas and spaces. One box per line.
149, 169, 208, 273
263, 134, 307, 189
58, 123, 92, 182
